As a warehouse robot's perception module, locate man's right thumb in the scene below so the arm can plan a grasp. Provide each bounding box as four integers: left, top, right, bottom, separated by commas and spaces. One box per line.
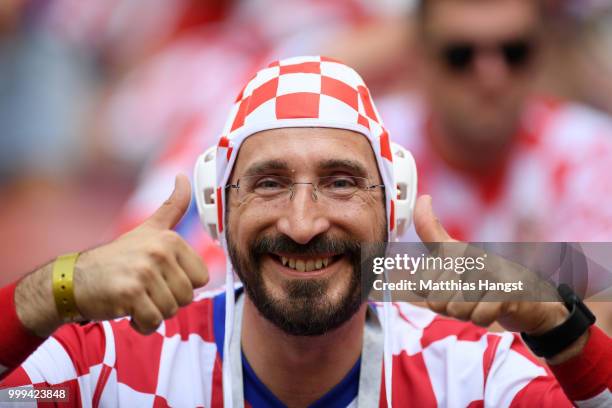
145, 174, 192, 229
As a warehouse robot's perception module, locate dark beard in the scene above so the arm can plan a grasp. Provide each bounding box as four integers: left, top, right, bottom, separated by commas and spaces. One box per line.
227, 232, 376, 336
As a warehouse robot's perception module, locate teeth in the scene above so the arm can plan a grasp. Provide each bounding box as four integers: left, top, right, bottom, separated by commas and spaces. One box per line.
280, 256, 333, 272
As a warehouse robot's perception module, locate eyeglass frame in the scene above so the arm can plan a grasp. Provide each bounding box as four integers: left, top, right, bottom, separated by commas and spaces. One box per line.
225, 174, 385, 203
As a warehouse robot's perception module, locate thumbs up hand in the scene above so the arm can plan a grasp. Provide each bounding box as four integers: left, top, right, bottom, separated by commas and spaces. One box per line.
413, 195, 571, 342
73, 174, 209, 334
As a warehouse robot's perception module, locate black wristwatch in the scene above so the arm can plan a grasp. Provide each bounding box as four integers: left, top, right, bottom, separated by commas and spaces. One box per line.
521, 284, 596, 359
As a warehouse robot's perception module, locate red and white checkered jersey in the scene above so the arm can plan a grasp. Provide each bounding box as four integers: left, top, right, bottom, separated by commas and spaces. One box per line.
2, 288, 610, 407
378, 94, 612, 242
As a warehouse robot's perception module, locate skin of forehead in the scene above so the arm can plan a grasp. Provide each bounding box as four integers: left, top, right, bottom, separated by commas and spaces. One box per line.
230, 127, 384, 183
422, 0, 540, 43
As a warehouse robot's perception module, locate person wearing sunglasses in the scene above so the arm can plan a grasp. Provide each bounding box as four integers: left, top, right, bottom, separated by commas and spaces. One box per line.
381, 0, 612, 242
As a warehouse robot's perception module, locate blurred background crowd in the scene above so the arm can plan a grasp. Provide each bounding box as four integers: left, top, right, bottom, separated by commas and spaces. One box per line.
1, 0, 612, 330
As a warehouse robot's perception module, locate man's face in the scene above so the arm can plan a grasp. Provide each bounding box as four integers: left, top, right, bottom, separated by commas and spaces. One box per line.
419, 0, 540, 144
226, 127, 387, 336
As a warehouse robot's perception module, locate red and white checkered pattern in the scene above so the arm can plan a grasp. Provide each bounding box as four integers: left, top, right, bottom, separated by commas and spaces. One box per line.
0, 290, 224, 408
2, 292, 609, 407
378, 94, 612, 242
213, 56, 395, 239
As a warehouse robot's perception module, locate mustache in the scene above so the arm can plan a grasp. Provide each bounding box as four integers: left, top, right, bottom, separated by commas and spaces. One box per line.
251, 234, 361, 258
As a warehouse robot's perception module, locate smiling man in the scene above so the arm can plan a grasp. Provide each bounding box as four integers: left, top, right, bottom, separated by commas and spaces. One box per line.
221, 127, 388, 406
1, 56, 611, 407
226, 128, 386, 337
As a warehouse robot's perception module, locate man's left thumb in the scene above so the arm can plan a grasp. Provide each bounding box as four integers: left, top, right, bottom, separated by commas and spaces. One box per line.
413, 195, 453, 243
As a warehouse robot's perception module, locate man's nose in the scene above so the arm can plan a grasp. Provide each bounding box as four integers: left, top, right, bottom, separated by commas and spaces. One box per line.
276, 184, 331, 245
473, 49, 511, 90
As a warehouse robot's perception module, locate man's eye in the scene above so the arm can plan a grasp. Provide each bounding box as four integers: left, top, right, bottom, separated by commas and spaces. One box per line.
254, 178, 285, 190
326, 177, 358, 189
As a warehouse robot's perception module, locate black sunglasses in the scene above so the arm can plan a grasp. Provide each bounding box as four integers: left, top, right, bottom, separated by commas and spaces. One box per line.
440, 39, 535, 73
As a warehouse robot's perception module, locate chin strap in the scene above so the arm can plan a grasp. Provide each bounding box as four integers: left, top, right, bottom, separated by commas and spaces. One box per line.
222, 259, 235, 408
383, 270, 393, 407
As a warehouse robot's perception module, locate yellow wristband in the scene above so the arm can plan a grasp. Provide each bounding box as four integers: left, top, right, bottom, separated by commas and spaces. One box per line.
52, 252, 81, 321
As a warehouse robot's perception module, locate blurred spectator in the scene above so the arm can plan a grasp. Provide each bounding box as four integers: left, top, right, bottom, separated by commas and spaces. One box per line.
377, 0, 612, 331
0, 0, 135, 286
43, 0, 233, 75
0, 0, 96, 180
380, 0, 612, 241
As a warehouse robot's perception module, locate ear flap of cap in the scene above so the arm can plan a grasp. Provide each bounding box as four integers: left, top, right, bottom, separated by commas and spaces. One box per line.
193, 145, 220, 240
391, 142, 417, 239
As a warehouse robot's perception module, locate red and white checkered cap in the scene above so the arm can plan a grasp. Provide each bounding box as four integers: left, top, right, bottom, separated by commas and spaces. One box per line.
214, 55, 397, 240
214, 55, 396, 406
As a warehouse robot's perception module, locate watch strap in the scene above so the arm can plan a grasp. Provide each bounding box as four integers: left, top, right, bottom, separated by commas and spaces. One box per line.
521, 284, 596, 359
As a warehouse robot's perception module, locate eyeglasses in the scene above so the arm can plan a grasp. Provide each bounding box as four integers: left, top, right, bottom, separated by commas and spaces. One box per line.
226, 174, 385, 203
440, 38, 535, 73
